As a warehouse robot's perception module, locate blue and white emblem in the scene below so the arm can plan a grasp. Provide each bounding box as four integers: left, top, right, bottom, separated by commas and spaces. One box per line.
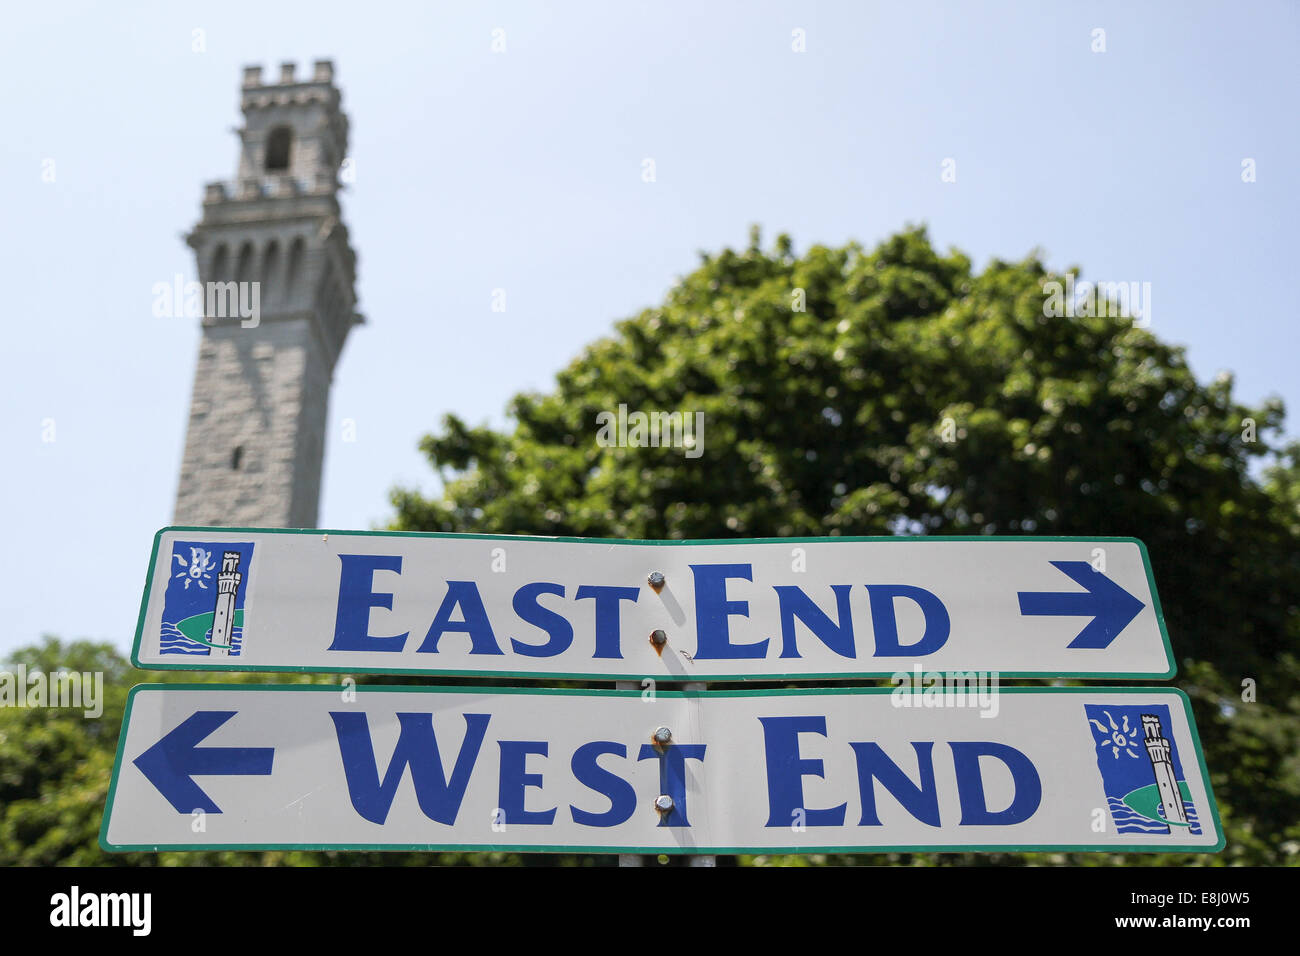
1085, 703, 1201, 835
159, 541, 254, 657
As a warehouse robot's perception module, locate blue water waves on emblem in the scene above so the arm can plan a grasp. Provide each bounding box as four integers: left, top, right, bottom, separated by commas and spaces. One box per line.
159, 541, 254, 657
1084, 703, 1201, 836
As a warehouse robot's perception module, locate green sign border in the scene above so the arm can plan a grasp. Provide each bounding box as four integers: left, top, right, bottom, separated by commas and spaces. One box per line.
100, 684, 1222, 855
131, 527, 1177, 681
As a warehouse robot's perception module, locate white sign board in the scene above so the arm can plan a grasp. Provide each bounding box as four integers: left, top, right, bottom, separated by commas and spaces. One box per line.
133, 528, 1174, 680
101, 685, 1221, 854
131, 529, 1174, 680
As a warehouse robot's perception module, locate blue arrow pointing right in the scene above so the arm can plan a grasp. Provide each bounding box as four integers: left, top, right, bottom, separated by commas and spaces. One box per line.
1017, 560, 1146, 649
133, 710, 274, 813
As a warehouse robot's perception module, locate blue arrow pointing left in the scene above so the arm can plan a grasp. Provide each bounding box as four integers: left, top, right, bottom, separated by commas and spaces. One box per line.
133, 711, 274, 813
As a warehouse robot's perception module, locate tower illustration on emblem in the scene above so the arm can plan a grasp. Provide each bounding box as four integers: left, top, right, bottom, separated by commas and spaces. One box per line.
159, 540, 255, 657
209, 551, 243, 656
1141, 713, 1189, 827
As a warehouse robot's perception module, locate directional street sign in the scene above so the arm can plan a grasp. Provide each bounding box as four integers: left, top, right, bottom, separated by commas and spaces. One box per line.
132, 527, 1175, 680
101, 685, 1222, 854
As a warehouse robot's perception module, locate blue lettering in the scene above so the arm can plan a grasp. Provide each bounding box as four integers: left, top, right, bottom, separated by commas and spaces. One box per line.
570, 742, 637, 827
866, 585, 950, 657
758, 715, 847, 827
691, 563, 765, 659
950, 741, 1042, 826
774, 584, 855, 659
849, 741, 940, 826
497, 741, 556, 825
509, 583, 573, 658
416, 581, 503, 655
328, 554, 408, 652
637, 743, 707, 827
329, 711, 489, 825
573, 585, 639, 659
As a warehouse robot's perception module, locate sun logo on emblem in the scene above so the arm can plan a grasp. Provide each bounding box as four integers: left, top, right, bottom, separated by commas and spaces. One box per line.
1088, 709, 1141, 760
172, 546, 217, 590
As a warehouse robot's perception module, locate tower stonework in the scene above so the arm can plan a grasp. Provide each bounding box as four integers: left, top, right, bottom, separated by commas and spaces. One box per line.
174, 60, 361, 528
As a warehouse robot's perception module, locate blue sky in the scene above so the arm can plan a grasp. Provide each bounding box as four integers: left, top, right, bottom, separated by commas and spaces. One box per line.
1, 1, 1296, 656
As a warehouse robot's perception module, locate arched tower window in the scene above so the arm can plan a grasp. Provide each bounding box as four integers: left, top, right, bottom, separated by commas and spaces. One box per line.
209, 244, 229, 282
265, 126, 293, 172
231, 446, 244, 470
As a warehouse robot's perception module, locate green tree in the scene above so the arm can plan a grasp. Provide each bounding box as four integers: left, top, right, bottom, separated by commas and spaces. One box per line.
392, 225, 1300, 866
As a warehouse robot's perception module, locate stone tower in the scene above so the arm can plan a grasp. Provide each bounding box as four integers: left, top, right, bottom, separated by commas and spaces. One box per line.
174, 60, 361, 528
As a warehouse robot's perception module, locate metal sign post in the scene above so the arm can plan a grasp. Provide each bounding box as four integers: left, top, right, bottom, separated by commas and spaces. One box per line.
617, 678, 644, 867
